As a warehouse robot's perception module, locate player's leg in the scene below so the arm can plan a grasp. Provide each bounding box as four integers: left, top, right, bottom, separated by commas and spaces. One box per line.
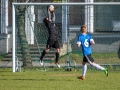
39, 48, 50, 66
55, 49, 60, 63
39, 39, 51, 66
82, 62, 87, 77
92, 62, 108, 77
52, 40, 60, 68
40, 49, 50, 60
77, 56, 88, 80
55, 48, 60, 68
77, 62, 87, 80
85, 55, 108, 77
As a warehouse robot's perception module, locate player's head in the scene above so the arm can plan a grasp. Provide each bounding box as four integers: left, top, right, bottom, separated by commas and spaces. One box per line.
47, 5, 54, 12
43, 18, 49, 28
80, 25, 87, 33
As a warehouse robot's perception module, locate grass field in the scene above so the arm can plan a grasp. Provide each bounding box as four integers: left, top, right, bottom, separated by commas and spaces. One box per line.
0, 68, 120, 90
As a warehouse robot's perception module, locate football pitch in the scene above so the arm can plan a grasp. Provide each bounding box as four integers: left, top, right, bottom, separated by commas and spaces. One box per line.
0, 68, 120, 90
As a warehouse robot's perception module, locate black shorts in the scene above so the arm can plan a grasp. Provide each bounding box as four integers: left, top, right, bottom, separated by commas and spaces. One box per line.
83, 54, 94, 63
46, 39, 60, 49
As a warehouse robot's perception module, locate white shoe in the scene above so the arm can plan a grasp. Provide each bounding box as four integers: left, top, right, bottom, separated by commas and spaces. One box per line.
55, 63, 60, 68
40, 60, 43, 66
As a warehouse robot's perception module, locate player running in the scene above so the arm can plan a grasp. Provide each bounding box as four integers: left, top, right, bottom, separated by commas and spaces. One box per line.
77, 25, 108, 80
39, 5, 60, 68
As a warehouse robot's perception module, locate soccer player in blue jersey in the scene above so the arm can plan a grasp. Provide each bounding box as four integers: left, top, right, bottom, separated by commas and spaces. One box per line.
77, 25, 108, 80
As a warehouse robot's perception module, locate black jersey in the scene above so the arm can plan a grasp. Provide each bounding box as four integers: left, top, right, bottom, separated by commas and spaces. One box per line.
43, 18, 59, 40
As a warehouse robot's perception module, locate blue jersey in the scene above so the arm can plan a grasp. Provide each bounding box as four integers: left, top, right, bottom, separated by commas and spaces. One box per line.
77, 34, 93, 55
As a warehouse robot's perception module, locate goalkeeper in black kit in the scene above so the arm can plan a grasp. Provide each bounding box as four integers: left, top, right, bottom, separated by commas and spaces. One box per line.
39, 5, 60, 68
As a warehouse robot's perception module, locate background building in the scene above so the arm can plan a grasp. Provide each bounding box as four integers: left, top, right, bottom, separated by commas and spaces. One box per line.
0, 0, 120, 55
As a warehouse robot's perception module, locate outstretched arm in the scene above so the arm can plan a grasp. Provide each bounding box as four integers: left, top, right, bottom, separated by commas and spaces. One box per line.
51, 12, 55, 22
47, 5, 55, 22
48, 10, 52, 21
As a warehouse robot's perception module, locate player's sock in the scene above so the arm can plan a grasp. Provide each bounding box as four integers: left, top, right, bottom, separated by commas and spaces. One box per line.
104, 68, 108, 77
55, 52, 59, 63
92, 63, 104, 70
40, 50, 46, 60
55, 52, 60, 68
82, 64, 87, 76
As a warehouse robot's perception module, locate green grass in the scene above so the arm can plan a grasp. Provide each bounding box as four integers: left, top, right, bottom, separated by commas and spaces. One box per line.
0, 68, 120, 90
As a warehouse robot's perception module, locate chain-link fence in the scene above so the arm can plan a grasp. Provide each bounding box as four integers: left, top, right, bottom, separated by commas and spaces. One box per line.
12, 3, 120, 70
0, 0, 119, 71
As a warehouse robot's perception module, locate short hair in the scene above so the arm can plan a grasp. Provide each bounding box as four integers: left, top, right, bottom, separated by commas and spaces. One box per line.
80, 25, 87, 32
